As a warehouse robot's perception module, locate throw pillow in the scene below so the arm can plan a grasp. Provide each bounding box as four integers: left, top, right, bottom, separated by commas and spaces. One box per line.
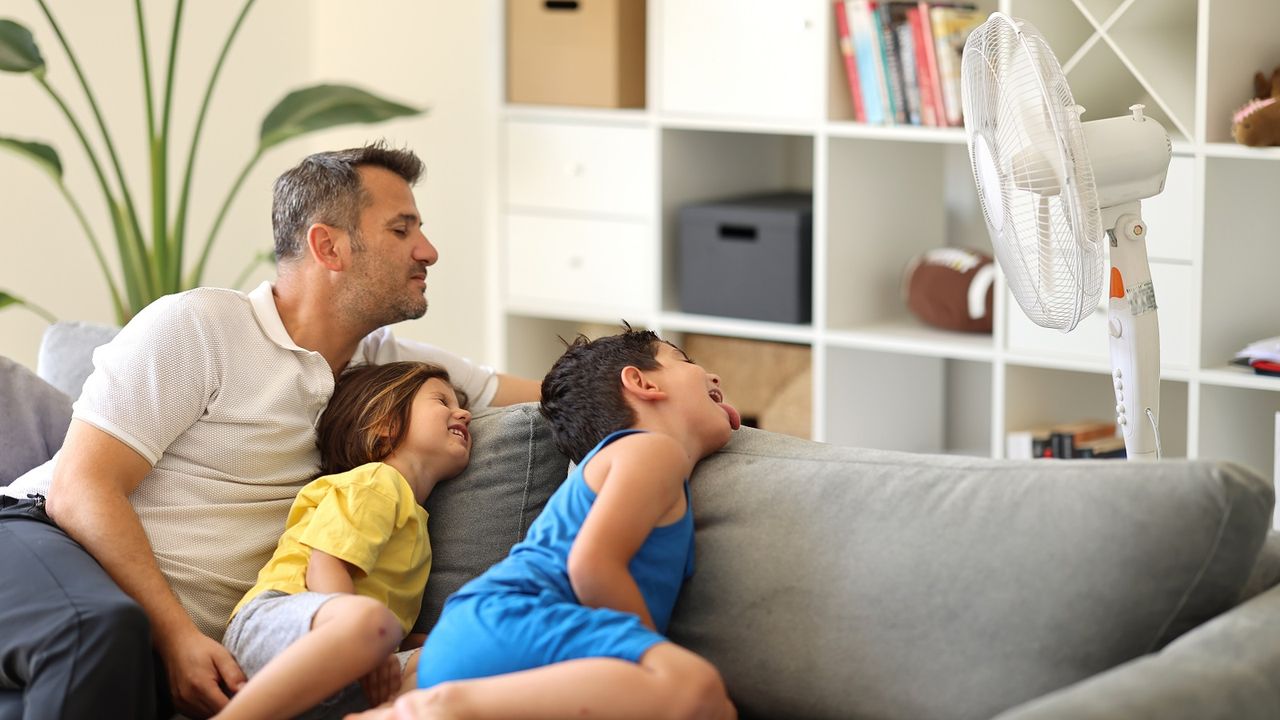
0, 356, 72, 486
414, 402, 569, 632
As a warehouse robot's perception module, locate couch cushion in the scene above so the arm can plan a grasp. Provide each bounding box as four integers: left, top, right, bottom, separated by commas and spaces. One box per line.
667, 428, 1274, 720
37, 320, 120, 399
415, 402, 569, 632
0, 356, 72, 486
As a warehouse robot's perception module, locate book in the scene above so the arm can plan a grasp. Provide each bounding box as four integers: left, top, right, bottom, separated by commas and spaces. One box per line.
1049, 420, 1117, 460
877, 2, 912, 125
847, 1, 889, 125
916, 2, 947, 126
1006, 427, 1053, 459
894, 13, 922, 125
930, 5, 982, 126
1075, 436, 1127, 459
833, 1, 867, 122
907, 4, 941, 126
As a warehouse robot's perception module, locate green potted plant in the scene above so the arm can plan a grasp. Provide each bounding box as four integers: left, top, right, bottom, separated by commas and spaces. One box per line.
0, 0, 424, 323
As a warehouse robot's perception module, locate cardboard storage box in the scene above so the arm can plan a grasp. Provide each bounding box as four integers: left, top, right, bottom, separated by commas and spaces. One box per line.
678, 192, 813, 324
507, 0, 646, 108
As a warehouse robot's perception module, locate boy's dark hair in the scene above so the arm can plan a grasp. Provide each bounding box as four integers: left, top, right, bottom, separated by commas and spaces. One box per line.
317, 361, 466, 476
539, 326, 663, 463
272, 141, 425, 263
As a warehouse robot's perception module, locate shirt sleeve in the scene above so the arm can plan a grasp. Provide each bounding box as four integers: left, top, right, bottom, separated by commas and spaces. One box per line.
298, 478, 399, 574
356, 327, 499, 410
73, 294, 222, 465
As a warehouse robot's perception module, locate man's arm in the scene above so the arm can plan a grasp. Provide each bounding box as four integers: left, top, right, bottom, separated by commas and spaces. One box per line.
567, 434, 689, 630
46, 420, 246, 718
490, 372, 541, 406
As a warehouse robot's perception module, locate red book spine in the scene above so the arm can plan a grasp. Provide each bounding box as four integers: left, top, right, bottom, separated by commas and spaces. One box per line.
916, 1, 945, 127
911, 5, 942, 125
835, 1, 867, 122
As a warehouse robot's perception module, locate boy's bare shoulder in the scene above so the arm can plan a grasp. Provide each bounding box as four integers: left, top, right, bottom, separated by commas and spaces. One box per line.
603, 431, 685, 459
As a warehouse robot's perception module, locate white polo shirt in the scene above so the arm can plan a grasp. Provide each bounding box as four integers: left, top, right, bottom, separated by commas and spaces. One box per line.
6, 281, 498, 640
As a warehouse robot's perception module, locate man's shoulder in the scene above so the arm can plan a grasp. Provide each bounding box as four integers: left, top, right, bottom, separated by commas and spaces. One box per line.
131, 287, 255, 333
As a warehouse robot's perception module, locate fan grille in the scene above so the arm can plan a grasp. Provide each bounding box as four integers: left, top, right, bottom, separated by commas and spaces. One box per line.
961, 14, 1103, 332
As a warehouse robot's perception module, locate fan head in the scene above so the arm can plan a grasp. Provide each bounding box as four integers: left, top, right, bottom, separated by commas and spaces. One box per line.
961, 13, 1104, 332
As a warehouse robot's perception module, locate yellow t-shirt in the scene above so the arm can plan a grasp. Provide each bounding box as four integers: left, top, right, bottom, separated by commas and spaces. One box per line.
230, 462, 431, 634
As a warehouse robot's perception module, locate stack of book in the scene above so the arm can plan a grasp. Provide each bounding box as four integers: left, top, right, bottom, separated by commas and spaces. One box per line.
833, 1, 984, 127
1006, 420, 1127, 460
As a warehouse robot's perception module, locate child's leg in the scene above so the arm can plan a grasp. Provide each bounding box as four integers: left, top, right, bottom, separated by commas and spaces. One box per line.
350, 642, 735, 720
217, 594, 402, 720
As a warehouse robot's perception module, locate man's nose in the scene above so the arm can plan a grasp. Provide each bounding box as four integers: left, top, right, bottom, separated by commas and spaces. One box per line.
415, 231, 439, 266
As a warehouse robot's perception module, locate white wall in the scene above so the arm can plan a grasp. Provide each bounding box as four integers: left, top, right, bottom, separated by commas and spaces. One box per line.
0, 1, 499, 371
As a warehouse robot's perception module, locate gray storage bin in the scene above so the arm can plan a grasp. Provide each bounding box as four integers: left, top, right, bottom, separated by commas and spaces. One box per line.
678, 192, 812, 323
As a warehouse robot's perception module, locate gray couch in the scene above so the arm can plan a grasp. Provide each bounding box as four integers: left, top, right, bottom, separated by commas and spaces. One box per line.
3, 323, 1280, 720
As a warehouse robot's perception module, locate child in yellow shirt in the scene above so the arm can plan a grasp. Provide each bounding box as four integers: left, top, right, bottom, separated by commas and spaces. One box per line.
215, 361, 472, 719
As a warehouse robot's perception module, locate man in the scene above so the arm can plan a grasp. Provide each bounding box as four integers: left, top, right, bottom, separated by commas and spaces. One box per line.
0, 143, 540, 719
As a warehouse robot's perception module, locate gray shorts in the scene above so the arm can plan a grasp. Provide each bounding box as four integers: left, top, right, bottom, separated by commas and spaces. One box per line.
223, 590, 370, 719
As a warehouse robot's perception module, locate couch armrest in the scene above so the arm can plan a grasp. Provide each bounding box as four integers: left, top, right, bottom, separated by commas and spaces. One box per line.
993, 583, 1280, 720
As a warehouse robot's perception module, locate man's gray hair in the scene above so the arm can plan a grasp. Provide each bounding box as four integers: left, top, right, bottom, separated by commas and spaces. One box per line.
271, 142, 425, 262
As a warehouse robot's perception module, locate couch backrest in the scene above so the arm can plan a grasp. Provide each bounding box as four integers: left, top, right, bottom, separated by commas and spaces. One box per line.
666, 428, 1274, 720
0, 356, 71, 485
37, 320, 120, 399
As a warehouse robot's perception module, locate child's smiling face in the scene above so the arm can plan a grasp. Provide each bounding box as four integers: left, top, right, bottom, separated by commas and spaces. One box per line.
399, 377, 472, 479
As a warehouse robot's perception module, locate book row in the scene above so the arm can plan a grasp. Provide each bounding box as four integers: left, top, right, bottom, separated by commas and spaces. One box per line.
834, 0, 983, 127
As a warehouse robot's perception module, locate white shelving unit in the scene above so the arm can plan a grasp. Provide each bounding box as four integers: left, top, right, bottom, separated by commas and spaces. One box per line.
493, 0, 1280, 482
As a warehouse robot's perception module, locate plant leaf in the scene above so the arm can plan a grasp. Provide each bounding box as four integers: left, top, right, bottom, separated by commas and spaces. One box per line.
0, 19, 44, 73
0, 136, 62, 179
0, 290, 56, 321
259, 84, 424, 152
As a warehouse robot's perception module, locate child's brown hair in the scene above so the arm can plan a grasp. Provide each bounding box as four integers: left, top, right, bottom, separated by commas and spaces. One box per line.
317, 361, 467, 475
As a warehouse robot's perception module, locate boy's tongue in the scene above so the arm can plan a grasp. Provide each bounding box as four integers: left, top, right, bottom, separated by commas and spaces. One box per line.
719, 401, 742, 430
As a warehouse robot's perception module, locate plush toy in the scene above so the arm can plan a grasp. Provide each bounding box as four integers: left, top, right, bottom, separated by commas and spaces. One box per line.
1232, 66, 1280, 146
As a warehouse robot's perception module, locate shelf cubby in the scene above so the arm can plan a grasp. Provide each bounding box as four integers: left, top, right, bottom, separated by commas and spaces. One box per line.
1204, 0, 1280, 144
1200, 157, 1280, 370
1199, 384, 1280, 482
825, 349, 992, 456
659, 129, 813, 316
1004, 365, 1188, 459
825, 138, 988, 333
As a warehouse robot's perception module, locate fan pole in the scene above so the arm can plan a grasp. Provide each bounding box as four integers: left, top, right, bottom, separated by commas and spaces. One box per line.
1103, 203, 1161, 460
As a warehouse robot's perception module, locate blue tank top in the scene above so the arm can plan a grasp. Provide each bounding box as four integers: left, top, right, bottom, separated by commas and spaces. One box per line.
453, 430, 695, 633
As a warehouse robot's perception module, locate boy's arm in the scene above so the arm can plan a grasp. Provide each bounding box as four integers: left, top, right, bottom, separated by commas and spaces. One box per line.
306, 549, 358, 594
567, 433, 690, 630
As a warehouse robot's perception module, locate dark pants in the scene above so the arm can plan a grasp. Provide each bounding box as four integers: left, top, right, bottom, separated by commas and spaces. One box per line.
0, 495, 171, 720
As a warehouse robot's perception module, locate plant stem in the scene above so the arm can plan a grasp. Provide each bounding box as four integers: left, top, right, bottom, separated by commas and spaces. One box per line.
173, 0, 257, 289
35, 75, 147, 313
158, 0, 186, 291
135, 0, 165, 291
190, 147, 261, 288
57, 181, 127, 322
20, 299, 58, 324
37, 0, 154, 301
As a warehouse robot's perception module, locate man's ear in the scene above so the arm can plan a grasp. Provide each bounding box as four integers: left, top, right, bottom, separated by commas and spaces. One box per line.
620, 365, 665, 402
306, 223, 347, 272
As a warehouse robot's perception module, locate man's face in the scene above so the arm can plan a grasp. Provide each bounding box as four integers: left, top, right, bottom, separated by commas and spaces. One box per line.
344, 165, 438, 327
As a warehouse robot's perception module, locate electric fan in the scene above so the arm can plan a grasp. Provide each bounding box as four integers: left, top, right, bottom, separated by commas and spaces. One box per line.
960, 13, 1171, 460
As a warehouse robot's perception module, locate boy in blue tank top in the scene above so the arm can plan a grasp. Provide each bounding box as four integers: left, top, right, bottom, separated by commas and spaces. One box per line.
353, 326, 741, 719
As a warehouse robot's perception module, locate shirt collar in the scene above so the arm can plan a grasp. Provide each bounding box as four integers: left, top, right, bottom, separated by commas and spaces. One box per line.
248, 280, 305, 352
248, 280, 373, 366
